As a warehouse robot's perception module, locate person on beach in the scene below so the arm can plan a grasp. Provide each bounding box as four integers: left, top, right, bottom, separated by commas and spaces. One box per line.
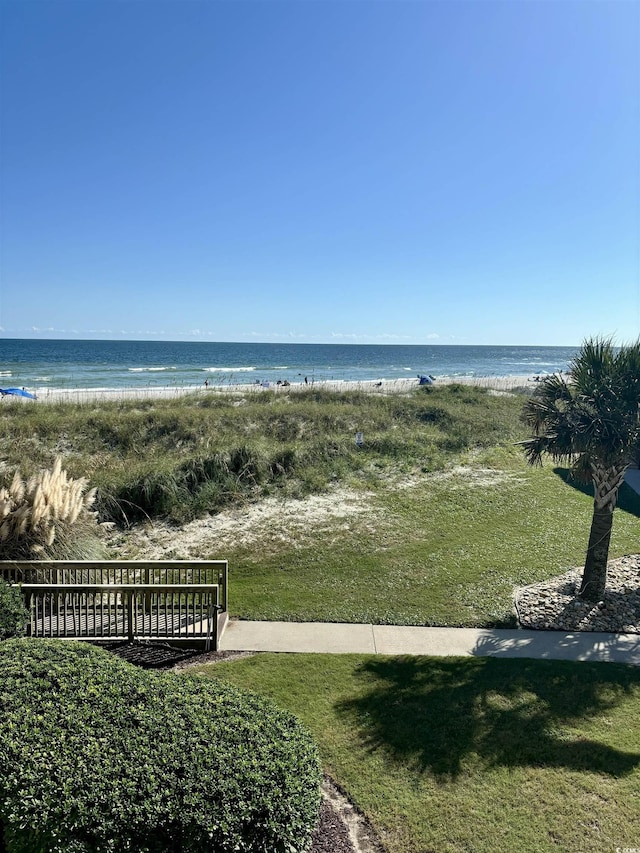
204, 379, 209, 388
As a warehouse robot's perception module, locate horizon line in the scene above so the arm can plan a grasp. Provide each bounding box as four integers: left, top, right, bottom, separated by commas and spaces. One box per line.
0, 336, 582, 348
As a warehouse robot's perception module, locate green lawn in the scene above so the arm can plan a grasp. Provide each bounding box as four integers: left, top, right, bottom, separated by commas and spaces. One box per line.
190, 653, 640, 853
222, 447, 640, 626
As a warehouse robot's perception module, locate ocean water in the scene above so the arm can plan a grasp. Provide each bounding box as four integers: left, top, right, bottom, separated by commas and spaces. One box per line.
0, 339, 577, 392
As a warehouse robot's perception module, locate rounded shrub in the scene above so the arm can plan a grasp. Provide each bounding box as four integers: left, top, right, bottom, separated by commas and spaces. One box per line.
0, 640, 321, 853
0, 580, 27, 640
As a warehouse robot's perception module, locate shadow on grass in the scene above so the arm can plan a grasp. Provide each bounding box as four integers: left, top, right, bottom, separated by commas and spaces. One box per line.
554, 467, 640, 518
336, 656, 640, 780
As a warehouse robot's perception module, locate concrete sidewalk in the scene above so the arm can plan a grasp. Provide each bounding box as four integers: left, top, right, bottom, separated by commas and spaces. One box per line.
220, 620, 640, 665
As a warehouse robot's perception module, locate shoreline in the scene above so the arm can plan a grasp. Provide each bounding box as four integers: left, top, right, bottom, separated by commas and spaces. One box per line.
9, 374, 538, 404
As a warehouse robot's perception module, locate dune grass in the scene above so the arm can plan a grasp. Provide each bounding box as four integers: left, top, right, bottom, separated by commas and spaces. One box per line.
0, 385, 525, 525
192, 652, 640, 853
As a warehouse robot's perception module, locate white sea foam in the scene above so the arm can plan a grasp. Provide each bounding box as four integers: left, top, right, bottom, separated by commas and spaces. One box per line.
128, 367, 177, 372
204, 366, 256, 372
503, 360, 557, 366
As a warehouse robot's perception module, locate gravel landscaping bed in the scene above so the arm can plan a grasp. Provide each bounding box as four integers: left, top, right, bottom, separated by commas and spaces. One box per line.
515, 554, 640, 632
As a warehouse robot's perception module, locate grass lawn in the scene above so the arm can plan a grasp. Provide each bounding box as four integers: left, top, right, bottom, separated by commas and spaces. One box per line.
222, 447, 640, 626
190, 652, 640, 853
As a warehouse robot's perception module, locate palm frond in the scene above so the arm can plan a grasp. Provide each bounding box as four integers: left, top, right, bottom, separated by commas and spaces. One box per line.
569, 336, 616, 394
521, 373, 573, 432
518, 435, 574, 467
520, 336, 640, 470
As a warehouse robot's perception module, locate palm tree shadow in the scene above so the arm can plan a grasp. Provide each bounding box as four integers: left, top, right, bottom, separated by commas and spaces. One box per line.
336, 656, 640, 781
554, 467, 640, 518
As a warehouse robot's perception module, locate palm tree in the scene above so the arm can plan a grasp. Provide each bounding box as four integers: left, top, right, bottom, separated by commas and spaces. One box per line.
521, 337, 640, 602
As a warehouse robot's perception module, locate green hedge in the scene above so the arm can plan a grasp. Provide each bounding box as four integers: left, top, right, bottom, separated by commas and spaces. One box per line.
0, 581, 27, 641
0, 640, 320, 853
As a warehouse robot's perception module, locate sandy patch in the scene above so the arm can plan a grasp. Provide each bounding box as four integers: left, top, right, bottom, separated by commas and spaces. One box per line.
118, 486, 379, 560
115, 462, 524, 560
394, 464, 524, 490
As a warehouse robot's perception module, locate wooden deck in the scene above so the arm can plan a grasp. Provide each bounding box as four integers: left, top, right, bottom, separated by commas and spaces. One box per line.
30, 610, 216, 639
1, 561, 229, 650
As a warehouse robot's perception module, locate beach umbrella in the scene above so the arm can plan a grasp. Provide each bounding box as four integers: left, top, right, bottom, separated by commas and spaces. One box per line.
0, 388, 37, 400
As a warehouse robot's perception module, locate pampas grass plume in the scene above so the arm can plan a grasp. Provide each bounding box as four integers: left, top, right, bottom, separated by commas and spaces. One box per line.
0, 457, 103, 559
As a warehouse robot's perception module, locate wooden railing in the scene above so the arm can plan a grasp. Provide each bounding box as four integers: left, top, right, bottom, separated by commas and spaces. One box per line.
1, 561, 228, 650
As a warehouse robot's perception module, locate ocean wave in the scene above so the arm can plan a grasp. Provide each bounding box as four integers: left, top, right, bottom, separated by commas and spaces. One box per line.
203, 366, 256, 372
128, 367, 177, 372
0, 371, 11, 377
501, 360, 558, 366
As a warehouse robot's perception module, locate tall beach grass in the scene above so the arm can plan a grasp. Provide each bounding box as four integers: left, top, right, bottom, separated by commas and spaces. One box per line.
0, 384, 527, 526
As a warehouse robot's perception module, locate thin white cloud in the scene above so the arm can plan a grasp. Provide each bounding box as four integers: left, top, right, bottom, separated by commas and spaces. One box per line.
246, 331, 307, 340
2, 326, 463, 344
330, 332, 413, 341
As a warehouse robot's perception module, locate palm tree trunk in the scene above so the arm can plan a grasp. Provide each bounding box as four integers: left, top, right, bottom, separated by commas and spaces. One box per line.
578, 464, 627, 602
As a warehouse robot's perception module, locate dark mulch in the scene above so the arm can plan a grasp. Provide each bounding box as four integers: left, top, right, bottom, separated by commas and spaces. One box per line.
91, 640, 201, 668
311, 800, 355, 853
101, 643, 358, 853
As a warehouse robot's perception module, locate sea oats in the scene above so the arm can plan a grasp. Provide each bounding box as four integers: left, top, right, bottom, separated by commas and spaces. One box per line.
0, 460, 104, 560
9, 471, 25, 504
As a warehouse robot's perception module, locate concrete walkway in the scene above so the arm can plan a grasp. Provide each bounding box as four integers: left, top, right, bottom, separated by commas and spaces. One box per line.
220, 620, 640, 665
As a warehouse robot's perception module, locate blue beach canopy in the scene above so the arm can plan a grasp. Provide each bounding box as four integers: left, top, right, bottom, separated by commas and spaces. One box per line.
0, 388, 37, 399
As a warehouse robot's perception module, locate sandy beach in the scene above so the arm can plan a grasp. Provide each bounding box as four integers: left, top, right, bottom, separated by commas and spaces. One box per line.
11, 374, 536, 405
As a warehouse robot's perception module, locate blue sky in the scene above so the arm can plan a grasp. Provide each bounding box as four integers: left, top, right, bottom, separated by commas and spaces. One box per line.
1, 0, 638, 346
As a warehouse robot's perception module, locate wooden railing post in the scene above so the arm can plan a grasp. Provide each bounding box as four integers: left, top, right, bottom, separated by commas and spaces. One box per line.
127, 589, 134, 642
26, 589, 33, 637
218, 562, 228, 613
144, 564, 152, 614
